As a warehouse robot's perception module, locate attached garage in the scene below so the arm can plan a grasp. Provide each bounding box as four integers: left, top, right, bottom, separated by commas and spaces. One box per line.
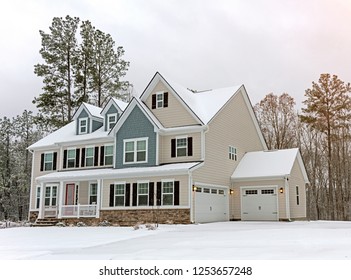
193, 186, 229, 223
241, 186, 278, 221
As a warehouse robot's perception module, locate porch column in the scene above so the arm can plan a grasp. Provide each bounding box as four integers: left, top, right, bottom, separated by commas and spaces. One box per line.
58, 181, 64, 218
96, 179, 102, 218
38, 182, 45, 219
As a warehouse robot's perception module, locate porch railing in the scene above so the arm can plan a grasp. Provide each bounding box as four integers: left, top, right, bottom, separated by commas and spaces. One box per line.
44, 206, 58, 217
60, 204, 97, 218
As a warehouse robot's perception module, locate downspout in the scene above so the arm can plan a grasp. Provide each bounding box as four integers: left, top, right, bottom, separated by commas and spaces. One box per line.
285, 177, 291, 221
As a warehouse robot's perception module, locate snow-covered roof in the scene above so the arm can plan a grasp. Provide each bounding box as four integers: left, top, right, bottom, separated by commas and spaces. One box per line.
166, 77, 242, 124
36, 162, 203, 182
140, 72, 242, 124
28, 122, 111, 150
112, 98, 128, 111
83, 102, 103, 119
231, 148, 309, 183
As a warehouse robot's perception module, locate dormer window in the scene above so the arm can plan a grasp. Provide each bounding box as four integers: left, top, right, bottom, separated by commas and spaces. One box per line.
152, 92, 168, 109
79, 118, 88, 134
107, 113, 118, 130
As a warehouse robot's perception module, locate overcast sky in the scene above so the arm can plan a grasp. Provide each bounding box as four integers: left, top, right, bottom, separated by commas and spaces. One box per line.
1, 0, 351, 118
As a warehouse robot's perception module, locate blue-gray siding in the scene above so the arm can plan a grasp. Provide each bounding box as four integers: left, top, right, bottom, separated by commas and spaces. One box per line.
104, 104, 119, 131
76, 109, 90, 135
115, 105, 157, 168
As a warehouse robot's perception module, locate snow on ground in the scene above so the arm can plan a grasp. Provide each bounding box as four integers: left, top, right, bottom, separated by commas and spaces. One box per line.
1, 221, 351, 260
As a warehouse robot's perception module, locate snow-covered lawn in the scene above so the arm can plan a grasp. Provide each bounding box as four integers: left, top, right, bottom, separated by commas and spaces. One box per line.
1, 221, 351, 260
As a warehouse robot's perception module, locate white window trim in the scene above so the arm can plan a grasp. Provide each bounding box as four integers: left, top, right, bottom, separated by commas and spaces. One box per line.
79, 117, 88, 134
66, 148, 76, 169
229, 145, 237, 161
107, 113, 118, 130
156, 92, 164, 108
44, 151, 54, 171
85, 146, 95, 167
114, 182, 126, 207
162, 179, 174, 206
104, 144, 114, 166
123, 137, 148, 164
176, 136, 188, 157
88, 182, 98, 205
137, 181, 149, 206
35, 185, 41, 209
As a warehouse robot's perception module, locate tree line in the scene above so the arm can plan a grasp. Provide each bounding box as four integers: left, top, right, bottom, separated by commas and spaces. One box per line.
0, 15, 130, 221
255, 73, 351, 220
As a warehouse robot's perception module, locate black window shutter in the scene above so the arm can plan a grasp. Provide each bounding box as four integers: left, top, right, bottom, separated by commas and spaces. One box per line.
152, 94, 156, 109
75, 148, 80, 168
132, 183, 138, 206
63, 150, 67, 169
81, 148, 86, 167
40, 153, 44, 171
100, 146, 105, 166
125, 183, 131, 207
156, 182, 162, 206
171, 139, 176, 158
187, 137, 193, 156
109, 184, 114, 207
164, 92, 169, 107
149, 182, 154, 206
174, 181, 180, 205
53, 152, 57, 170
94, 147, 99, 166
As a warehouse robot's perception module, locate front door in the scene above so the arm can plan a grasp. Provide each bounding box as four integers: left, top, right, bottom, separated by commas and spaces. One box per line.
65, 183, 77, 205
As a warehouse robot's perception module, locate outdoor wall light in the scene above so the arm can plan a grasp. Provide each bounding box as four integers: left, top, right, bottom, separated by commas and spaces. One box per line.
192, 185, 197, 192
229, 189, 234, 195
279, 187, 284, 194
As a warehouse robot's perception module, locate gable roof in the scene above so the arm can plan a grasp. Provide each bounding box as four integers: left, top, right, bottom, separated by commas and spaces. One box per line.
140, 72, 243, 124
101, 97, 129, 115
231, 148, 309, 183
109, 97, 163, 135
73, 103, 103, 121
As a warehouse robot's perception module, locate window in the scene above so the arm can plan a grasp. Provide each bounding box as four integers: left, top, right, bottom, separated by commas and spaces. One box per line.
152, 92, 168, 109
115, 183, 125, 206
107, 113, 117, 130
85, 147, 94, 167
79, 118, 88, 134
138, 182, 149, 206
171, 137, 192, 158
44, 152, 53, 171
104, 145, 114, 165
203, 188, 210, 193
245, 190, 258, 195
156, 92, 164, 108
177, 137, 187, 157
44, 185, 57, 206
89, 183, 98, 204
124, 138, 148, 164
218, 190, 225, 195
162, 181, 174, 205
211, 189, 217, 194
296, 186, 300, 205
262, 189, 274, 194
229, 146, 237, 161
196, 187, 202, 193
36, 186, 41, 209
67, 149, 76, 168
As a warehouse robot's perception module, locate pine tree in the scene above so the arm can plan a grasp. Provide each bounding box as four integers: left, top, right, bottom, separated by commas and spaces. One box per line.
300, 73, 351, 220
33, 15, 80, 130
88, 29, 130, 107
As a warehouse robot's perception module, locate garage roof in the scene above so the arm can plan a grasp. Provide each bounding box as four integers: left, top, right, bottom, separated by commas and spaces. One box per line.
231, 148, 309, 183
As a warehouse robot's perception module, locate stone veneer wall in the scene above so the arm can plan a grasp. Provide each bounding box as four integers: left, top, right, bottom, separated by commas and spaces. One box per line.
100, 208, 191, 226
29, 211, 39, 222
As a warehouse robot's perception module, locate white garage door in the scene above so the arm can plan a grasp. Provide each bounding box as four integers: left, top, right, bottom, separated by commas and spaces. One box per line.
194, 186, 229, 223
241, 186, 278, 221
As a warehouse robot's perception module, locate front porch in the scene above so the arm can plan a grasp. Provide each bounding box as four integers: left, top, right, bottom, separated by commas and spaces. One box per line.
38, 180, 101, 219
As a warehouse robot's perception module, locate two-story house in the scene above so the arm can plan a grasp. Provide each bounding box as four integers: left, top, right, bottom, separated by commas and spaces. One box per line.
28, 72, 309, 225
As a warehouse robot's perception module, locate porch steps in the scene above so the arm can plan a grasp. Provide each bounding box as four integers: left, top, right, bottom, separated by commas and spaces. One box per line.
32, 218, 60, 227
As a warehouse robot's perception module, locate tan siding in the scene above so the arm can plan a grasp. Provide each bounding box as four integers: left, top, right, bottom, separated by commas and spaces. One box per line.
102, 175, 189, 208
288, 159, 307, 219
145, 81, 199, 127
193, 90, 265, 189
232, 180, 286, 220
78, 181, 89, 205
160, 132, 202, 164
